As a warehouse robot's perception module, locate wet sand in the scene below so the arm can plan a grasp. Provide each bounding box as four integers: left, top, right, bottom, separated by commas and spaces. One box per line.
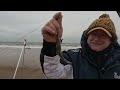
0, 45, 80, 79
0, 47, 46, 79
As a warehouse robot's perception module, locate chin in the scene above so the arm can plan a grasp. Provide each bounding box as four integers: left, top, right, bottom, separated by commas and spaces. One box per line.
90, 47, 102, 52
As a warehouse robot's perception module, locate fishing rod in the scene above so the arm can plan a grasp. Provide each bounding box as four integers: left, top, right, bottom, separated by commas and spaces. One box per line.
0, 25, 41, 56
13, 45, 24, 79
0, 12, 53, 56
21, 39, 26, 79
11, 12, 54, 79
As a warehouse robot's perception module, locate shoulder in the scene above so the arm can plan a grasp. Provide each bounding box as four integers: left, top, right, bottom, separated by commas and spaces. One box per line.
63, 48, 81, 53
61, 48, 82, 64
112, 48, 120, 60
62, 48, 81, 58
113, 46, 120, 54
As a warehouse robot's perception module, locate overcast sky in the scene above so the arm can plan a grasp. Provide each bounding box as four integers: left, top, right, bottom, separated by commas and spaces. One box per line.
0, 11, 120, 43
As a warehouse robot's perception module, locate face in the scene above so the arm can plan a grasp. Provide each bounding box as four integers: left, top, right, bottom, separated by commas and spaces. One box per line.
87, 29, 111, 52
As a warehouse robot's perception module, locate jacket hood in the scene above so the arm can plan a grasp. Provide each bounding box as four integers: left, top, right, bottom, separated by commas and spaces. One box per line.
80, 31, 120, 55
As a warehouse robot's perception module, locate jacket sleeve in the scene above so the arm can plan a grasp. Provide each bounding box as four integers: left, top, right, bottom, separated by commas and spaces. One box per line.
43, 55, 73, 79
40, 40, 73, 79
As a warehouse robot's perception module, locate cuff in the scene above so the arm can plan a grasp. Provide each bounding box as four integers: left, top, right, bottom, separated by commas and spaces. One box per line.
43, 39, 57, 57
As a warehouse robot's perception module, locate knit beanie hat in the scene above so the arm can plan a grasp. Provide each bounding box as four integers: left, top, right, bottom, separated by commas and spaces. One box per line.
84, 14, 117, 42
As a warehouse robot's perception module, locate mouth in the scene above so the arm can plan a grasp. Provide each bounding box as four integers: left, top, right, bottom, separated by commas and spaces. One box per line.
91, 42, 102, 46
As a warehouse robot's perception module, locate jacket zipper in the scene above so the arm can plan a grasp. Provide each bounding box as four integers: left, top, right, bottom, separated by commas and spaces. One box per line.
85, 55, 102, 78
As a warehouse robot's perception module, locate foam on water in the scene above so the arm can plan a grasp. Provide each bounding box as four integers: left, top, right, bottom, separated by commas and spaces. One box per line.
0, 45, 42, 48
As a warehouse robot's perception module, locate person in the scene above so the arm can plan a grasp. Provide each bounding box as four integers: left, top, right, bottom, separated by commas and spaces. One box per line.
40, 12, 120, 79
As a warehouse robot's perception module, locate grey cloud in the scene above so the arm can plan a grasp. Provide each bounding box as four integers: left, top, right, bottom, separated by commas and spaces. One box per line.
0, 11, 120, 43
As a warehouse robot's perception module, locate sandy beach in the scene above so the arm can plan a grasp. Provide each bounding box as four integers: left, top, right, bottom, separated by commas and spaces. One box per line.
0, 46, 46, 79
0, 44, 81, 79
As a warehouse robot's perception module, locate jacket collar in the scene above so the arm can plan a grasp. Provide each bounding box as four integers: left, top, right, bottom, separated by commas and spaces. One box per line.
80, 31, 120, 68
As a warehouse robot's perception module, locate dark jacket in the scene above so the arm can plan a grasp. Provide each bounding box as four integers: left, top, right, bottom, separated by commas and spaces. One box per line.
40, 31, 120, 79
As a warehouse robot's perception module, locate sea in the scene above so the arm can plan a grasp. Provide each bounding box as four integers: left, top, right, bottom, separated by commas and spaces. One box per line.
0, 42, 81, 79
0, 42, 81, 50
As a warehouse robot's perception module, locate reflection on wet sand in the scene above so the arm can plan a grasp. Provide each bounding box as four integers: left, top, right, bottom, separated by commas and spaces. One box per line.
0, 47, 46, 79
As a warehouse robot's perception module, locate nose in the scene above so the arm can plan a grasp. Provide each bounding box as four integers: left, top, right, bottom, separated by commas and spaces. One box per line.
93, 35, 100, 41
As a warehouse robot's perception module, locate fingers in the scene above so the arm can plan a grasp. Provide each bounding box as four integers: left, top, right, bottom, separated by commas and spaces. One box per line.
42, 12, 63, 39
50, 18, 60, 32
46, 12, 62, 32
55, 12, 63, 29
53, 12, 63, 38
53, 12, 61, 20
45, 21, 56, 31
42, 26, 57, 35
43, 18, 60, 36
58, 15, 63, 29
53, 12, 63, 29
57, 14, 63, 37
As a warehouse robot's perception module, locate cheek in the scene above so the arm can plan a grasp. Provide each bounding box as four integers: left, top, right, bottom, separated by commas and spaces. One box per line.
87, 37, 92, 45
104, 40, 111, 47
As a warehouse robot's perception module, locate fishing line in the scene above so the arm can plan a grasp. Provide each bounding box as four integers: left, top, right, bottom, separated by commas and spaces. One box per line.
11, 12, 55, 79
0, 11, 54, 56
